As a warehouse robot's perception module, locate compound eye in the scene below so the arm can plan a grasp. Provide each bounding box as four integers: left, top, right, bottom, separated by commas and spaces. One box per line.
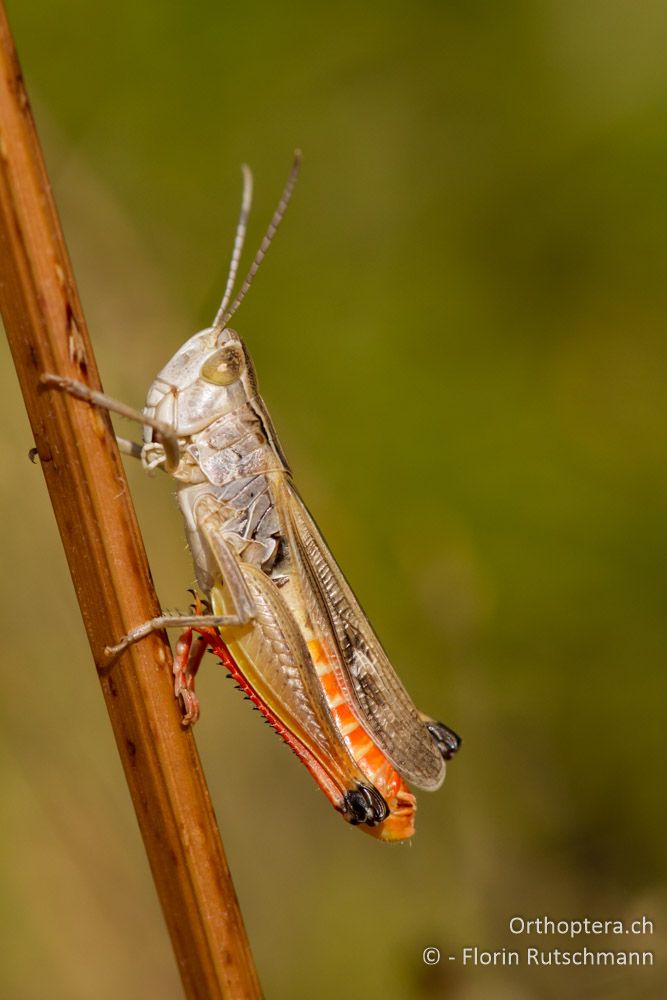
201, 343, 245, 385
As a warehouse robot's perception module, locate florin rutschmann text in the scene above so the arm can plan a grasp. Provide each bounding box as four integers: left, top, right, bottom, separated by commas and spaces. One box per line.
455, 915, 654, 968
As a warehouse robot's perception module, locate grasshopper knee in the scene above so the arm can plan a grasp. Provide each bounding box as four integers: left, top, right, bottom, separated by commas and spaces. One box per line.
425, 720, 462, 761
343, 784, 389, 827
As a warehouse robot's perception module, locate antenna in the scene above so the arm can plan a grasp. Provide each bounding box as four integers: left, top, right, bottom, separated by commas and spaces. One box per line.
212, 163, 253, 330
213, 149, 302, 333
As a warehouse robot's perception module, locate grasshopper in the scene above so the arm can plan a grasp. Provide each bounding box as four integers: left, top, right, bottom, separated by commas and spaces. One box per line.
44, 153, 460, 840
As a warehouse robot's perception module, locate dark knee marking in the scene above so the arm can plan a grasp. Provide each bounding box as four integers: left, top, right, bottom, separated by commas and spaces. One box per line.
343, 783, 389, 826
426, 721, 462, 760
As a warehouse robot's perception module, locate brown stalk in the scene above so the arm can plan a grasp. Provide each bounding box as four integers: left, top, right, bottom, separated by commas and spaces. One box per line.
0, 6, 262, 999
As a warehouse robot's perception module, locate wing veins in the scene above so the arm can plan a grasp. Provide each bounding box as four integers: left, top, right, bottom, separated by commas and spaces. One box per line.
285, 484, 445, 790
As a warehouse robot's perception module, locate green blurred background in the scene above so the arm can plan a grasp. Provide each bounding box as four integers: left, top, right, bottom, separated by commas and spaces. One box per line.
1, 2, 666, 998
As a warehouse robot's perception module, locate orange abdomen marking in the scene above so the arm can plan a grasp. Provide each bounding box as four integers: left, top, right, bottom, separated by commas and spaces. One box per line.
307, 639, 416, 841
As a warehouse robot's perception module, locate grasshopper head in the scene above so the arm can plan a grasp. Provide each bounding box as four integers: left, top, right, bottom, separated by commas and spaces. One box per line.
143, 326, 256, 440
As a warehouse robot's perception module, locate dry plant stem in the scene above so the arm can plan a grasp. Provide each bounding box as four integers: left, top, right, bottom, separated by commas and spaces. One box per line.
0, 7, 262, 999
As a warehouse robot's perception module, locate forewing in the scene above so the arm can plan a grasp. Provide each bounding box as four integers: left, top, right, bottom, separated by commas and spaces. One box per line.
285, 484, 446, 790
